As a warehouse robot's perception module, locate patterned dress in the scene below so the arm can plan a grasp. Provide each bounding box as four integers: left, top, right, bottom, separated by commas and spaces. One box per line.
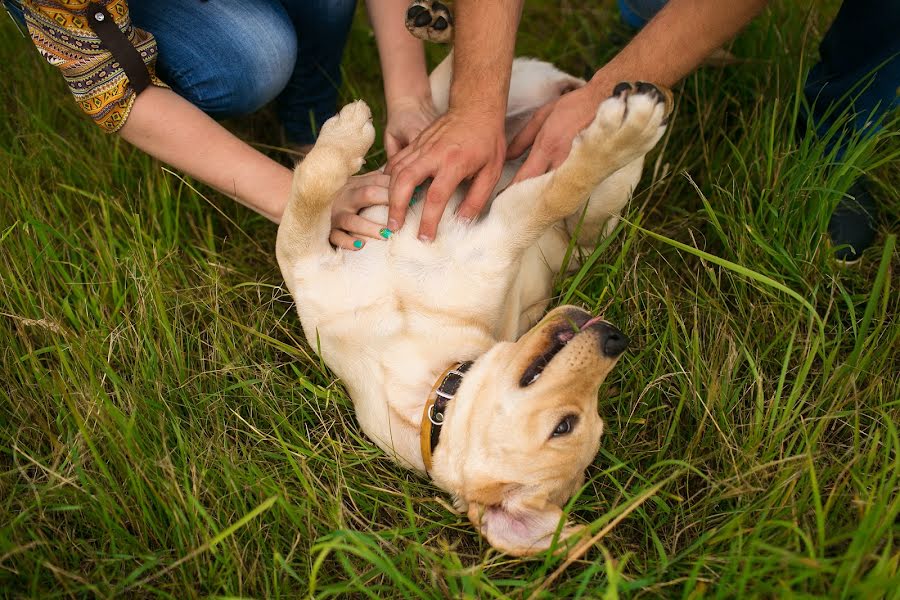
21, 0, 166, 132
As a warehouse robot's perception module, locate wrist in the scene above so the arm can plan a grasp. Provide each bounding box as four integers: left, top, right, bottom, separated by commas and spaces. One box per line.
584, 74, 616, 103
447, 92, 506, 128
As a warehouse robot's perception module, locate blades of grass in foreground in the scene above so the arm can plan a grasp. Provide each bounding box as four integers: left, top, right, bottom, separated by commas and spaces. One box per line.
849, 233, 895, 366
122, 496, 278, 592
528, 471, 683, 599
631, 221, 826, 341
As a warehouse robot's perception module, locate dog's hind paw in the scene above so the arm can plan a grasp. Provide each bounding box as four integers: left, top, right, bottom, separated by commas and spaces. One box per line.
316, 101, 376, 173
406, 1, 453, 44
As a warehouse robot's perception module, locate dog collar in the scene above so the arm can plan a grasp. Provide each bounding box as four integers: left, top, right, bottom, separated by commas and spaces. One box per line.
420, 360, 473, 474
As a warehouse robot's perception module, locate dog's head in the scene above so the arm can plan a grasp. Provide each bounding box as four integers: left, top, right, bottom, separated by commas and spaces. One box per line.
429, 305, 627, 555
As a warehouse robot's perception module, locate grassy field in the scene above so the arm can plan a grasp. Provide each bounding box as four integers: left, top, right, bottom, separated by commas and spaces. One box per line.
2, 1, 898, 597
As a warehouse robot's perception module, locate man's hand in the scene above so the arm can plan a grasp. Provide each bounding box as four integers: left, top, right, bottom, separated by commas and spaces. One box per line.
385, 109, 506, 241
508, 83, 605, 184
384, 95, 440, 159
329, 171, 391, 250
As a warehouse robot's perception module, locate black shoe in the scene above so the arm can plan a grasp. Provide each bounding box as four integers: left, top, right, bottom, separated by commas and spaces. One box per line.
828, 178, 878, 264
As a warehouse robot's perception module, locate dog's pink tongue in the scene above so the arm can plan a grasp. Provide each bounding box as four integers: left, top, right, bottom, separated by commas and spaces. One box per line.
580, 316, 606, 331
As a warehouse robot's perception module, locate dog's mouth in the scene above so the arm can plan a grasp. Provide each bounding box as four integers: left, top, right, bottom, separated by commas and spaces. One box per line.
519, 310, 612, 387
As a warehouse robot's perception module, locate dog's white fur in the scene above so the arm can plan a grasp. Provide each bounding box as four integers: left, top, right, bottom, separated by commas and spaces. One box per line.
276, 56, 670, 555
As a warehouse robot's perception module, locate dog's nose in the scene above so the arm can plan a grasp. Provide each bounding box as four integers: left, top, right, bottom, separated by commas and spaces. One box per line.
600, 324, 629, 357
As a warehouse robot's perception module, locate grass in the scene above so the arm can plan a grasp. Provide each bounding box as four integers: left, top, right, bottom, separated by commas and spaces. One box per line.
1, 1, 898, 597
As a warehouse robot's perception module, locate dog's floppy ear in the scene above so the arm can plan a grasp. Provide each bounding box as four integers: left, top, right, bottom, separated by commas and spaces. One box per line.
467, 496, 583, 556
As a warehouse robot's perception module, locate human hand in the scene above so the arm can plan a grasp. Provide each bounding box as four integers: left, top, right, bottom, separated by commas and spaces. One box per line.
329, 171, 391, 250
385, 95, 440, 159
385, 109, 506, 241
507, 82, 606, 184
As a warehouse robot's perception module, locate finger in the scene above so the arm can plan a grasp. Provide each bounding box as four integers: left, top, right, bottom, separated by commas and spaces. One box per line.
354, 171, 391, 187
386, 142, 416, 175
456, 164, 502, 222
335, 211, 390, 240
388, 147, 423, 182
351, 183, 389, 210
330, 229, 366, 251
510, 148, 552, 185
417, 170, 465, 242
388, 158, 435, 232
507, 105, 553, 159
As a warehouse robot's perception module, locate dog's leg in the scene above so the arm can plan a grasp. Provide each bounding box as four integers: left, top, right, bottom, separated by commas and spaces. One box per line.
485, 83, 673, 253
276, 101, 375, 266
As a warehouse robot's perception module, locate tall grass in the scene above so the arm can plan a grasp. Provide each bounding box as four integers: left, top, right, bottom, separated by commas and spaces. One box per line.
2, 1, 898, 597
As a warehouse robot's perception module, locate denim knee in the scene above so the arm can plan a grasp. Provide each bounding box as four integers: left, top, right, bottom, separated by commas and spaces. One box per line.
130, 0, 297, 118
276, 0, 357, 145
617, 0, 668, 29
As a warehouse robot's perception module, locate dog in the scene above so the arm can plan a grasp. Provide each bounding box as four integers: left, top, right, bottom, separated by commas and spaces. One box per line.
275, 1, 673, 556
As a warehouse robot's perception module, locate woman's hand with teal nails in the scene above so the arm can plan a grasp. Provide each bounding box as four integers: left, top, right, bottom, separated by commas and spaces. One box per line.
329, 171, 391, 250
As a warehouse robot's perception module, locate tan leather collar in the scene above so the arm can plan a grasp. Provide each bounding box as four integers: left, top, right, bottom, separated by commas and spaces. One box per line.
420, 361, 473, 474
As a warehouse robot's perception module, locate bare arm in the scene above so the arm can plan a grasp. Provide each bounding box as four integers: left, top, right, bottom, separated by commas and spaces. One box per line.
385, 0, 524, 241
120, 86, 388, 251
119, 86, 292, 222
367, 0, 435, 157
510, 0, 769, 182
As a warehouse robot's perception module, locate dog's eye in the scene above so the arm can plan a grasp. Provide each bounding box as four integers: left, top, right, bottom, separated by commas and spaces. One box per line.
552, 415, 577, 438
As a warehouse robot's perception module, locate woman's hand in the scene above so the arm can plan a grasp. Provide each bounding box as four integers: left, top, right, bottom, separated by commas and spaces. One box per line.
385, 95, 440, 159
329, 171, 391, 250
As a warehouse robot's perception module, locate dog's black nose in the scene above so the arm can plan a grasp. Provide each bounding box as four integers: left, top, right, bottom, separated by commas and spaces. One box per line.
600, 324, 629, 357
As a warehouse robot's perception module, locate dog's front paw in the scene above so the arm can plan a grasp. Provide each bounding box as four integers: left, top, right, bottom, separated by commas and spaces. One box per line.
316, 101, 376, 172
577, 81, 673, 160
406, 1, 453, 43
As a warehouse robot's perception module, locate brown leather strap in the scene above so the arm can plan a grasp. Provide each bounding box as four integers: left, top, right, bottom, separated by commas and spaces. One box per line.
420, 361, 473, 474
87, 2, 151, 95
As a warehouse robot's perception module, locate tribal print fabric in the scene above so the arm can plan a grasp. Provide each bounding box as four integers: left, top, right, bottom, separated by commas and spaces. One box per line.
22, 0, 166, 132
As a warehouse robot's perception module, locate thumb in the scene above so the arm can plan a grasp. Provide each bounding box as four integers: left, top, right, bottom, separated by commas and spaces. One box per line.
507, 103, 553, 159
510, 148, 551, 185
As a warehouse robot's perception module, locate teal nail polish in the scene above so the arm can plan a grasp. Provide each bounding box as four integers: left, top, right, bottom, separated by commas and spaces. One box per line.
379, 228, 392, 239
409, 184, 424, 207
353, 239, 363, 249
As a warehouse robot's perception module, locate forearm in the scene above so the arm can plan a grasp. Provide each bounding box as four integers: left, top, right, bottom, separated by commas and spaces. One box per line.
449, 0, 523, 122
585, 0, 769, 100
367, 0, 431, 108
119, 86, 291, 223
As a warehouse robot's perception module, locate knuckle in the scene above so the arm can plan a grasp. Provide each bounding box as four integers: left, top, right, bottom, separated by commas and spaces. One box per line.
361, 186, 379, 203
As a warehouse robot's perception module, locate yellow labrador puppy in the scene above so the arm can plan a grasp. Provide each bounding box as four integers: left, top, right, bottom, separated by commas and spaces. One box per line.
276, 8, 672, 556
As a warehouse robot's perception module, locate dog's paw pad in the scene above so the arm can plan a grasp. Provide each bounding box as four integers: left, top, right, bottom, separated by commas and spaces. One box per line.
611, 81, 673, 124
405, 1, 453, 43
611, 81, 634, 97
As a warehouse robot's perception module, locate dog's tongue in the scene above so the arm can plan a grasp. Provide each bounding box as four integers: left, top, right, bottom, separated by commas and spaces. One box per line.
580, 315, 606, 331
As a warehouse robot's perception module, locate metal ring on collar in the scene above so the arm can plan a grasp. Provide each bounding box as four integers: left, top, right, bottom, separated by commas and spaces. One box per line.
428, 404, 445, 426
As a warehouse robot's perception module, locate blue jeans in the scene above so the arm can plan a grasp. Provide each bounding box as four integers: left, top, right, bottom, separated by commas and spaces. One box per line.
618, 0, 900, 155
129, 0, 357, 145
5, 0, 356, 144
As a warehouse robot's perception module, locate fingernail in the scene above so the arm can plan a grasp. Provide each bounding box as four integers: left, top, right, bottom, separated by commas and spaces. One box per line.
387, 219, 399, 231
458, 216, 472, 225
353, 239, 363, 249
418, 234, 432, 243
379, 228, 393, 239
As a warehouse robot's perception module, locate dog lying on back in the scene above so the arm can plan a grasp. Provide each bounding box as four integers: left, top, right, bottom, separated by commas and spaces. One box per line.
276, 1, 672, 555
